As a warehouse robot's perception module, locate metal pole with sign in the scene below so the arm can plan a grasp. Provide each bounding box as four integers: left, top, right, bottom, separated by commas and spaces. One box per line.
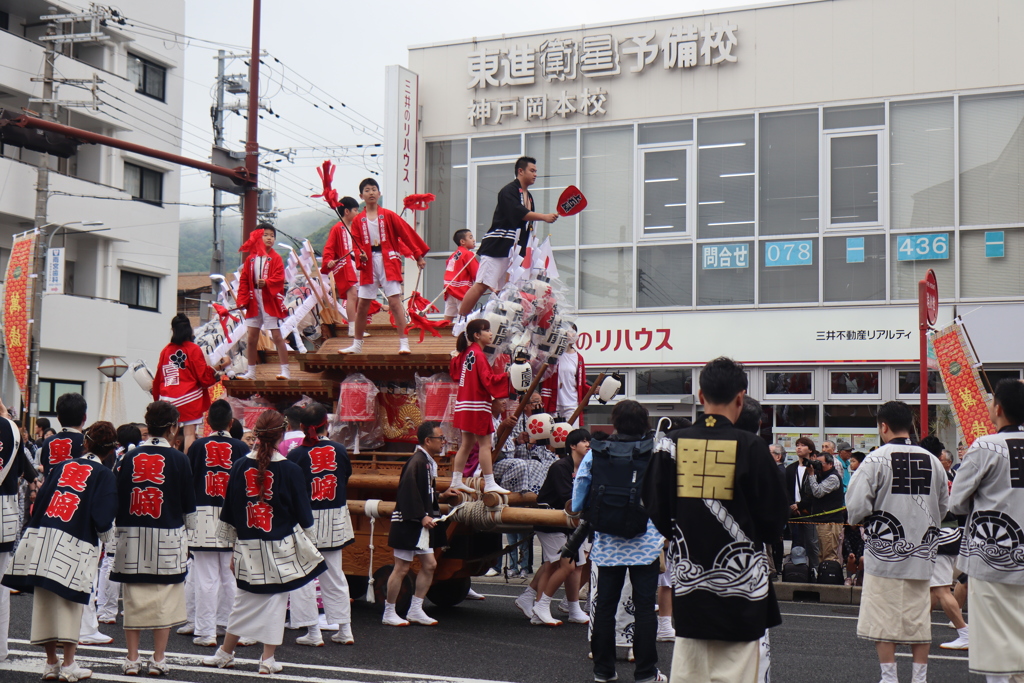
918, 269, 938, 438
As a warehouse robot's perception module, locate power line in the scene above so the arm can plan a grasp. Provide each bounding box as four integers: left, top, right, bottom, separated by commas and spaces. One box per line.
266, 54, 382, 134
49, 190, 215, 208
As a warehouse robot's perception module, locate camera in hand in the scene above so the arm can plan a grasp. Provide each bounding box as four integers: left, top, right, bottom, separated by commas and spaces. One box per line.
807, 458, 823, 472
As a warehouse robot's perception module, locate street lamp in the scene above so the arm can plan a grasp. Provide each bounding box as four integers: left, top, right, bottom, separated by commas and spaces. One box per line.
46, 220, 106, 252
97, 356, 129, 381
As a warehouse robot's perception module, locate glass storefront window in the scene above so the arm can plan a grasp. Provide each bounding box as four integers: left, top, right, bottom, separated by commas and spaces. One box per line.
424, 140, 467, 252
642, 148, 688, 236
471, 135, 520, 158
637, 243, 692, 308
474, 162, 512, 237
960, 91, 1024, 226
759, 238, 818, 304
423, 255, 447, 306
759, 109, 819, 235
961, 228, 1024, 298
890, 98, 954, 229
830, 371, 880, 395
553, 249, 576, 307
581, 126, 633, 245
697, 115, 755, 239
823, 234, 886, 302
823, 103, 884, 129
697, 240, 753, 306
829, 133, 880, 224
897, 370, 943, 395
639, 120, 693, 145
986, 370, 1022, 389
765, 372, 813, 395
580, 247, 632, 309
891, 233, 956, 300
775, 404, 819, 428
636, 369, 692, 395
526, 131, 577, 247
824, 404, 879, 429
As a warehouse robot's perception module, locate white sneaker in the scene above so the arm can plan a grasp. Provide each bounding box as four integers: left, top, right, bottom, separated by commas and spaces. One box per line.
398, 338, 411, 355
237, 368, 256, 381
483, 481, 511, 495
406, 606, 438, 626
567, 603, 590, 624
193, 635, 218, 647
58, 662, 92, 682
340, 340, 363, 354
515, 591, 536, 618
331, 624, 354, 644
382, 609, 409, 627
237, 637, 257, 647
276, 365, 290, 380
557, 598, 570, 614
146, 657, 169, 676
43, 662, 61, 680
176, 622, 194, 635
940, 629, 969, 650
259, 657, 283, 675
532, 601, 562, 626
121, 658, 142, 675
202, 648, 235, 669
78, 631, 113, 645
484, 568, 499, 577
466, 588, 485, 600
295, 632, 324, 647
97, 615, 116, 624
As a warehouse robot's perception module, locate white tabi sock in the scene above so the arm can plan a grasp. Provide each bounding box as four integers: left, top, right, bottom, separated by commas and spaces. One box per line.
410, 596, 425, 612
911, 662, 927, 683
535, 593, 551, 608
658, 616, 672, 629
522, 587, 536, 599
306, 624, 321, 638
451, 471, 464, 488
879, 662, 897, 683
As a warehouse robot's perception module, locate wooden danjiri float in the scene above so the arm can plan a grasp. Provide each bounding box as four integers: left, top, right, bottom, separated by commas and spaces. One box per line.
224, 314, 586, 613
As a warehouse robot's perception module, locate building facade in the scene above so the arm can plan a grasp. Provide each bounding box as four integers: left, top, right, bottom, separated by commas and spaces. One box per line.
0, 0, 185, 423
409, 0, 1024, 449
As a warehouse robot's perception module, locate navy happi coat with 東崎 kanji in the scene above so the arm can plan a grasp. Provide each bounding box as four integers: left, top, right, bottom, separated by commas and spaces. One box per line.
39, 427, 84, 475
2, 454, 116, 603
287, 438, 354, 551
186, 431, 249, 551
217, 452, 325, 593
110, 437, 196, 584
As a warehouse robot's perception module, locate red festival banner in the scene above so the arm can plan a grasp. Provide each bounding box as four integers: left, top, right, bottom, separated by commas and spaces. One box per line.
4, 231, 36, 404
930, 321, 994, 445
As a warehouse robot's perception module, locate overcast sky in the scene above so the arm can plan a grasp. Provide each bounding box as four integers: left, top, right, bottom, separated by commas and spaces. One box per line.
177, 0, 746, 221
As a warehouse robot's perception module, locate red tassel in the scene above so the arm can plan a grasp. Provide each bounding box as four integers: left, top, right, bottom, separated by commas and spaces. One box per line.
402, 193, 436, 212
211, 303, 240, 337
312, 160, 340, 209
238, 229, 267, 256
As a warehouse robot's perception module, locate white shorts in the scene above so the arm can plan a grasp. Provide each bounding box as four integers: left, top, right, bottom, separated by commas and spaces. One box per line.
537, 530, 582, 564
930, 554, 957, 587
444, 296, 460, 317
393, 547, 434, 562
180, 418, 203, 426
243, 292, 280, 330
475, 254, 511, 291
357, 252, 402, 299
658, 568, 672, 588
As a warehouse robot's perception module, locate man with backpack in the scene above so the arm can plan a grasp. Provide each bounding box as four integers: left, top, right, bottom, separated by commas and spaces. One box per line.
648, 357, 789, 683
571, 400, 666, 683
804, 451, 846, 573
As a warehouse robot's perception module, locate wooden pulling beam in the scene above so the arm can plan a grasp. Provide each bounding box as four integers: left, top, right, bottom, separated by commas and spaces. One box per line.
568, 372, 605, 426
347, 499, 577, 528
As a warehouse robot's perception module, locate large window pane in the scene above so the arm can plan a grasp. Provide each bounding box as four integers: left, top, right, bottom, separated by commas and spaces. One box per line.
766, 372, 812, 395
759, 238, 818, 304
643, 149, 687, 235
960, 92, 1024, 226
890, 98, 954, 229
759, 110, 819, 235
580, 248, 632, 309
698, 115, 755, 239
639, 120, 692, 145
830, 371, 879, 395
526, 131, 576, 246
961, 228, 1024, 297
138, 276, 159, 309
697, 241, 753, 305
824, 404, 879, 429
897, 370, 942, 394
423, 255, 447, 307
636, 369, 692, 395
637, 243, 692, 308
823, 235, 886, 302
830, 134, 879, 224
581, 127, 633, 245
471, 135, 520, 158
553, 249, 576, 307
823, 103, 884, 129
891, 233, 955, 300
425, 140, 467, 252
474, 163, 512, 237
775, 404, 819, 428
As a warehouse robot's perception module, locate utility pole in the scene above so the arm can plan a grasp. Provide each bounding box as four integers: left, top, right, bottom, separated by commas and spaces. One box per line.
210, 49, 227, 276
241, 0, 262, 246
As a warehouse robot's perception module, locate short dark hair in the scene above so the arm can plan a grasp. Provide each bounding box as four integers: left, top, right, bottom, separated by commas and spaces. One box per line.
257, 221, 276, 235
56, 393, 87, 427
993, 378, 1024, 425
284, 405, 305, 429
850, 451, 866, 465
36, 417, 51, 431
795, 436, 817, 453
514, 156, 537, 177
919, 435, 945, 458
170, 313, 194, 345
359, 177, 379, 194
699, 356, 748, 405
453, 229, 473, 247
566, 428, 591, 450
116, 422, 141, 449
611, 400, 649, 437
301, 402, 330, 433
735, 395, 762, 434
821, 452, 835, 465
145, 400, 180, 439
877, 400, 914, 434
207, 399, 234, 431
229, 418, 244, 440
417, 421, 440, 445
338, 196, 359, 212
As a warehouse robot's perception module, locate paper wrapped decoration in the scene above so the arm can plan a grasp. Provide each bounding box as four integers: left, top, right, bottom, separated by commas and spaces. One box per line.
421, 377, 459, 421
339, 373, 379, 421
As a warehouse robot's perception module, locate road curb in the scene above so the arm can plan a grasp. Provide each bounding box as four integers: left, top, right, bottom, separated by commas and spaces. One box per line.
775, 582, 862, 604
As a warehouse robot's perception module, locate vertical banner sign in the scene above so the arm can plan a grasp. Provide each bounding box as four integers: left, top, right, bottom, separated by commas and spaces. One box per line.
45, 247, 65, 294
383, 65, 419, 226
930, 321, 995, 445
4, 232, 37, 403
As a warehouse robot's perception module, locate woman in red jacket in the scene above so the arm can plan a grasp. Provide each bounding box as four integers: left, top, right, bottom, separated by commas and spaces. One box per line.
448, 319, 510, 495
153, 314, 227, 450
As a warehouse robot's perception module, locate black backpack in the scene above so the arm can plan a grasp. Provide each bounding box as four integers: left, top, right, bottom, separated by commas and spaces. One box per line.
586, 436, 654, 539
816, 560, 844, 585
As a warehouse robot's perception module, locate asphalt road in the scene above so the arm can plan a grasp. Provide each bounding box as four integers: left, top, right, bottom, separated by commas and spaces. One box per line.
0, 579, 980, 683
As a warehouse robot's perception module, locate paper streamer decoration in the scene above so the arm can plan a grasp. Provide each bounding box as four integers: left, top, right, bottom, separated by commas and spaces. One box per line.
4, 231, 36, 404
930, 321, 994, 445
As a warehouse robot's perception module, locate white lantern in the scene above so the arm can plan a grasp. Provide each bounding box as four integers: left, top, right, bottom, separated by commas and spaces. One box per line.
525, 412, 554, 441
597, 375, 622, 404
551, 420, 570, 449
508, 348, 533, 392
131, 359, 154, 392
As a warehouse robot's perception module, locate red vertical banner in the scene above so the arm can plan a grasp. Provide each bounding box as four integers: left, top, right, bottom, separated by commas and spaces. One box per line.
930, 322, 994, 445
4, 231, 36, 405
